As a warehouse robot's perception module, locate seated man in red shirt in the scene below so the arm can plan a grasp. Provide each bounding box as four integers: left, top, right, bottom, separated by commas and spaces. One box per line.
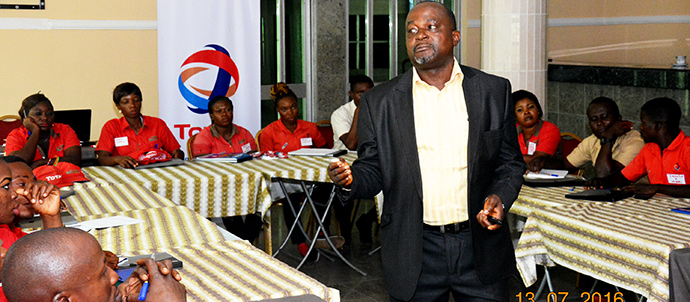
191, 95, 257, 157
595, 97, 690, 199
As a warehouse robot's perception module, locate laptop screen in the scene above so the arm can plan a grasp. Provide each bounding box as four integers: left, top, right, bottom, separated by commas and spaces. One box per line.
54, 109, 92, 144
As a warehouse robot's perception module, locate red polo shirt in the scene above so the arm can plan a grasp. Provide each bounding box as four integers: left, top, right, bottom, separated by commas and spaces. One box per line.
5, 123, 81, 162
517, 120, 561, 156
0, 224, 26, 302
191, 124, 257, 156
96, 115, 180, 157
622, 131, 690, 185
259, 119, 326, 152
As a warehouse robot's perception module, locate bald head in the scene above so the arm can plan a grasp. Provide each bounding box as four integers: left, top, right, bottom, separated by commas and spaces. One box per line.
3, 228, 112, 302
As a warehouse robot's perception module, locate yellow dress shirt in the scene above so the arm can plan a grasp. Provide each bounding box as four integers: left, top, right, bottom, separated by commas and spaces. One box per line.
412, 59, 469, 225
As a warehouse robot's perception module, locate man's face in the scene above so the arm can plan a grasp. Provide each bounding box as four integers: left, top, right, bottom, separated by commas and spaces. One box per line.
638, 112, 657, 143
587, 103, 619, 139
0, 162, 19, 225
63, 235, 121, 302
349, 82, 373, 107
405, 2, 459, 69
8, 162, 35, 219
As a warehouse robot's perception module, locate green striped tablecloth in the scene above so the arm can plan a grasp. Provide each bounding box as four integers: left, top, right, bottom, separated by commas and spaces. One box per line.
155, 240, 339, 302
515, 195, 690, 302
65, 182, 177, 216
83, 161, 267, 218
81, 205, 225, 255
82, 154, 359, 218
510, 185, 592, 217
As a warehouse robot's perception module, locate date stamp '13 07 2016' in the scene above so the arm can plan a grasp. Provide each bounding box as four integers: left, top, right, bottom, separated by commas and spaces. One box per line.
516, 291, 625, 302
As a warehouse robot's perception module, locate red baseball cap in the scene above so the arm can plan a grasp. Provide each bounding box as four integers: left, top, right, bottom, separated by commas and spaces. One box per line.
33, 162, 89, 188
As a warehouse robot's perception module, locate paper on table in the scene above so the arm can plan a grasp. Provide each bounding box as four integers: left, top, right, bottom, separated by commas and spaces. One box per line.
69, 215, 145, 232
524, 169, 568, 179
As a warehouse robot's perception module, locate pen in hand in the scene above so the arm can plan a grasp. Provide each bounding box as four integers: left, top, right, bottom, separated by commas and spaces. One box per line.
138, 254, 155, 301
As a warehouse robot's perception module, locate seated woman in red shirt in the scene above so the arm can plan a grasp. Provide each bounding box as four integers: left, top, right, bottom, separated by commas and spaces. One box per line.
513, 90, 561, 171
5, 93, 81, 169
190, 95, 257, 158
259, 82, 326, 152
260, 83, 348, 258
96, 82, 184, 168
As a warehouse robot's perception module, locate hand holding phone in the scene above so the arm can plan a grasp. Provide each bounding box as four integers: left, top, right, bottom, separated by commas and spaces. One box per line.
487, 216, 503, 226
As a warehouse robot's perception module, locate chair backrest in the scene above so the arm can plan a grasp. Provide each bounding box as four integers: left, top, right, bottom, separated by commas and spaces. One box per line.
0, 115, 22, 145
315, 120, 334, 149
187, 133, 198, 159
560, 132, 583, 158
255, 129, 263, 152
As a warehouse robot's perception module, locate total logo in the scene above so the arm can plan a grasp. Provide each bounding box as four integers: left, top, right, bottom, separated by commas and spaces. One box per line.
178, 44, 240, 114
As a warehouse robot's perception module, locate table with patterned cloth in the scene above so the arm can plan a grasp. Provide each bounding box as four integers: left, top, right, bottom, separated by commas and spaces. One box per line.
78, 205, 226, 255
147, 240, 339, 302
515, 194, 690, 302
64, 182, 177, 216
83, 161, 268, 218
510, 185, 592, 217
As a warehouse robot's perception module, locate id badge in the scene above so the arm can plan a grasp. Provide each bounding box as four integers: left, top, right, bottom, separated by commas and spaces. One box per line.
527, 142, 537, 155
241, 143, 251, 153
114, 136, 129, 147
667, 174, 686, 184
301, 137, 313, 147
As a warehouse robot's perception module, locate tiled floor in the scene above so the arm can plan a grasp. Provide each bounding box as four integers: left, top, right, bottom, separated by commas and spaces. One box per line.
238, 202, 640, 302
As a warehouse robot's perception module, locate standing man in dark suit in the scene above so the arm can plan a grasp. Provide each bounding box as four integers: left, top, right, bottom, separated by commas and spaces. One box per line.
327, 1, 525, 301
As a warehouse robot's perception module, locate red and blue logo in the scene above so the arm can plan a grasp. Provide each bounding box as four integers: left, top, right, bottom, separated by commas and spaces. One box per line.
178, 44, 240, 114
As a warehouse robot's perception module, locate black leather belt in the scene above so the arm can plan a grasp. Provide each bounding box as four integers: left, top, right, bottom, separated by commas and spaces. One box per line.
423, 221, 469, 234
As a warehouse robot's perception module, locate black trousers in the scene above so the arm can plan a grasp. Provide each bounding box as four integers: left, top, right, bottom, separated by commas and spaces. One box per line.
390, 228, 509, 302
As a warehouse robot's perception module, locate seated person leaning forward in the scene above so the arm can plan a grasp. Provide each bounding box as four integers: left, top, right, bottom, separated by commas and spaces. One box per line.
0, 157, 63, 302
542, 97, 644, 178
2, 227, 186, 302
190, 95, 257, 157
96, 82, 184, 168
259, 82, 346, 257
512, 90, 561, 171
595, 97, 690, 199
5, 93, 81, 169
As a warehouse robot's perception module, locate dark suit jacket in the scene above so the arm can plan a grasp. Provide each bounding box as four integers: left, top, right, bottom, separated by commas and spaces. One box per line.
340, 65, 526, 300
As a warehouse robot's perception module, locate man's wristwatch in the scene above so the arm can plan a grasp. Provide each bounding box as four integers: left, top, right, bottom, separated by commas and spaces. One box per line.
600, 137, 616, 145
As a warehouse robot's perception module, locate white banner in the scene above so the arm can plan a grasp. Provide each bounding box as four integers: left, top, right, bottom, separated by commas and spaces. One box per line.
158, 1, 261, 151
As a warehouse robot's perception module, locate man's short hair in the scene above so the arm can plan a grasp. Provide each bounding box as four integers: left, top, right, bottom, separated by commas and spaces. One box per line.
416, 0, 457, 31
3, 228, 91, 302
641, 97, 681, 131
588, 97, 621, 118
349, 74, 374, 91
